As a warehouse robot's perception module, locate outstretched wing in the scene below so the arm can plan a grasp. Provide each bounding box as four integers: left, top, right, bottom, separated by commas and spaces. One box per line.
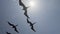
24, 10, 29, 18
14, 27, 19, 33
31, 26, 36, 32
27, 18, 31, 24
19, 0, 25, 7
8, 22, 14, 26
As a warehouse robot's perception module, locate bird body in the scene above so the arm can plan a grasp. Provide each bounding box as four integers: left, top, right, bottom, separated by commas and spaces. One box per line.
27, 18, 36, 32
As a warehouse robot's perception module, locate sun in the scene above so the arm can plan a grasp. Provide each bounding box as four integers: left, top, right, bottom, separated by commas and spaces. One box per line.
29, 1, 35, 7
30, 1, 34, 7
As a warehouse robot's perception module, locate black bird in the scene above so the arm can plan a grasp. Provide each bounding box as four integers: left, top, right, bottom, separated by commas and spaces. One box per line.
24, 9, 29, 18
23, 6, 29, 18
8, 22, 19, 33
27, 18, 36, 32
19, 0, 29, 18
6, 32, 11, 34
31, 23, 36, 32
19, 0, 28, 10
19, 0, 25, 6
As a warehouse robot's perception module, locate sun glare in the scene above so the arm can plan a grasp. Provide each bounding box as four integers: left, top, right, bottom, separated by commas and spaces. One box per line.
29, 1, 35, 7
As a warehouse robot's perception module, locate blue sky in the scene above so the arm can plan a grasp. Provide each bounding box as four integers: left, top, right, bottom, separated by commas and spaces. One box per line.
0, 0, 60, 34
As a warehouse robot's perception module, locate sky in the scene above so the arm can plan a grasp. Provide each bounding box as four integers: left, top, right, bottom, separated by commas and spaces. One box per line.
0, 0, 60, 34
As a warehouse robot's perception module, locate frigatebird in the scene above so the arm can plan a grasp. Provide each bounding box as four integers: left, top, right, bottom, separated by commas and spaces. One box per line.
27, 18, 36, 32
19, 0, 28, 10
8, 22, 19, 33
31, 24, 36, 32
24, 9, 29, 18
19, 0, 25, 6
6, 32, 11, 34
19, 0, 29, 18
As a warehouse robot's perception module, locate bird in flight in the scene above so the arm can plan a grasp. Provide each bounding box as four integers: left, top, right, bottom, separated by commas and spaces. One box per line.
8, 22, 19, 33
24, 9, 29, 18
31, 23, 36, 32
27, 18, 36, 32
19, 0, 30, 18
6, 32, 11, 34
19, 0, 28, 10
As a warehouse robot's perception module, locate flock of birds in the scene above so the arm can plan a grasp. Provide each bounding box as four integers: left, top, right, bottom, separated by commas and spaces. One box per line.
6, 0, 36, 34
19, 0, 36, 32
6, 21, 19, 34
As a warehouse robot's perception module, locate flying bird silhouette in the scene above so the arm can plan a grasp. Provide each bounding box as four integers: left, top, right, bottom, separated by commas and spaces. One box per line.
6, 32, 11, 34
27, 18, 36, 32
19, 0, 28, 10
24, 9, 29, 18
8, 22, 19, 33
31, 24, 36, 32
19, 0, 25, 6
19, 0, 29, 18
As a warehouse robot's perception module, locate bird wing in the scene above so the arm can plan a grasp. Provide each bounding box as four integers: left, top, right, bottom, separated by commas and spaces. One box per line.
24, 10, 29, 18
8, 22, 14, 26
31, 26, 36, 32
27, 18, 31, 24
14, 27, 19, 33
19, 0, 25, 7
27, 18, 31, 23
